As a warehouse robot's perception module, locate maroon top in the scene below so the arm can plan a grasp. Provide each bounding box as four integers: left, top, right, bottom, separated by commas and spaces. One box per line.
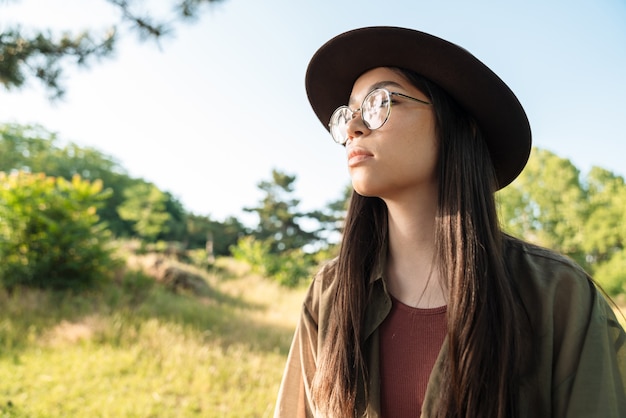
379, 296, 447, 417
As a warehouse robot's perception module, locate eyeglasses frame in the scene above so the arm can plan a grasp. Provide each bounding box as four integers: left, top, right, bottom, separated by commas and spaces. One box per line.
328, 88, 432, 145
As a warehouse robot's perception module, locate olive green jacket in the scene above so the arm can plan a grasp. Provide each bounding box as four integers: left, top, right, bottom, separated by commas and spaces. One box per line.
274, 238, 626, 417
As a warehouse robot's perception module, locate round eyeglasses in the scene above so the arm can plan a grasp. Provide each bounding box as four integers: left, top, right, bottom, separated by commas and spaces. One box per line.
328, 88, 431, 145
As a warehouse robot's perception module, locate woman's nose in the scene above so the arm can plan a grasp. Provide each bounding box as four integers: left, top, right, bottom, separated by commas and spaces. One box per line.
346, 112, 370, 143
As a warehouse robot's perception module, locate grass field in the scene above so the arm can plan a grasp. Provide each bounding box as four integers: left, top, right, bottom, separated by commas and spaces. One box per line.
0, 256, 307, 418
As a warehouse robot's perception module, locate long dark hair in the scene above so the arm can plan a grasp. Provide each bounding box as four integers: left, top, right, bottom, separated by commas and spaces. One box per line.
311, 68, 525, 417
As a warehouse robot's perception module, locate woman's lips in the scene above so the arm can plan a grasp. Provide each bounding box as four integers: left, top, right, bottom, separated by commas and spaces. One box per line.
347, 148, 373, 167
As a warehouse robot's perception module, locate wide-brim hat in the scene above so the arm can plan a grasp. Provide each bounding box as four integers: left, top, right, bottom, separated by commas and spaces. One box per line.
305, 26, 531, 189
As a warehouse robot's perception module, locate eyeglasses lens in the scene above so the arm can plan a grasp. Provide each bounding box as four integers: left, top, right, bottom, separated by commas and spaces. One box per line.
329, 89, 391, 145
362, 89, 389, 130
330, 108, 351, 144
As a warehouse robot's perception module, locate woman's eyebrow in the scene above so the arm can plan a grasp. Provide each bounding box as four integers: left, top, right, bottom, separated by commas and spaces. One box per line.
371, 80, 404, 91
348, 80, 405, 107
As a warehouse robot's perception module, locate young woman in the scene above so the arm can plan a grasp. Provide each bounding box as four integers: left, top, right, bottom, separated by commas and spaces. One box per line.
274, 26, 626, 418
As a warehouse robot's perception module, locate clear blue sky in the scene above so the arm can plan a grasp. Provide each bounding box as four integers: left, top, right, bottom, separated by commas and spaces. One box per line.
1, 0, 625, 224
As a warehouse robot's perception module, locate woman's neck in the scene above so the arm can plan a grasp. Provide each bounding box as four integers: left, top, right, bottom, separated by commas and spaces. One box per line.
384, 196, 447, 309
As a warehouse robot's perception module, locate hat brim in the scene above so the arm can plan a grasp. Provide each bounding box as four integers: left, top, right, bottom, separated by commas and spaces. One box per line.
305, 26, 531, 189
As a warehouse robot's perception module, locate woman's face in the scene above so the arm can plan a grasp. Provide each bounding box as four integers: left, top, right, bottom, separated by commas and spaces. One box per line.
345, 67, 439, 202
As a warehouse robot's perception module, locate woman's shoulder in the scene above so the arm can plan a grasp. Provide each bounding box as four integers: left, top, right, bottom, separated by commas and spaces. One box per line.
503, 235, 590, 285
308, 257, 339, 294
301, 257, 340, 323
503, 235, 597, 317
502, 235, 613, 331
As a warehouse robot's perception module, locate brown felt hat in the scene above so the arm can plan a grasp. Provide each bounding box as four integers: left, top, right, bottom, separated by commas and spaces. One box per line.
305, 26, 531, 189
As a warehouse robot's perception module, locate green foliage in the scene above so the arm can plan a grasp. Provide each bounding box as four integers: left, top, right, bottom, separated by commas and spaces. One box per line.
0, 125, 344, 266
230, 236, 314, 287
307, 184, 352, 246
582, 167, 626, 259
185, 213, 246, 255
1, 0, 225, 99
0, 171, 115, 290
1, 123, 191, 242
498, 148, 586, 263
160, 191, 188, 242
238, 168, 345, 286
498, 147, 626, 295
117, 182, 172, 242
594, 249, 626, 295
114, 183, 188, 244
0, 123, 135, 237
245, 169, 322, 254
0, 27, 115, 100
230, 236, 268, 273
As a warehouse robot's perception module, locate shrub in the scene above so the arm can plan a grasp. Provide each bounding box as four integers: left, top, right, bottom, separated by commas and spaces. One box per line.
0, 171, 115, 290
594, 249, 626, 296
230, 236, 314, 287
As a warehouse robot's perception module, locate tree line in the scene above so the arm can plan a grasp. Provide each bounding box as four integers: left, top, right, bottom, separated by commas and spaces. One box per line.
0, 123, 250, 253
497, 148, 626, 294
0, 123, 345, 288
1, 123, 625, 293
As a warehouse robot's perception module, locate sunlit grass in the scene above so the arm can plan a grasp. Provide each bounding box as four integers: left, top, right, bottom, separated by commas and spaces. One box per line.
0, 257, 307, 417
0, 324, 286, 417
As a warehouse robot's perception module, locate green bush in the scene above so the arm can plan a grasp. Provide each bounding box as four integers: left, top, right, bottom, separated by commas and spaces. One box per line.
0, 171, 115, 290
230, 236, 314, 287
594, 249, 626, 296
230, 236, 267, 274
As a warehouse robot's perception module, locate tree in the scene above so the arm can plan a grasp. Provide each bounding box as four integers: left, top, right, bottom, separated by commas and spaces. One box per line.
583, 167, 626, 261
307, 183, 352, 246
497, 147, 626, 295
186, 213, 247, 255
593, 249, 626, 295
582, 167, 626, 294
0, 123, 59, 171
1, 0, 225, 99
235, 169, 327, 287
244, 169, 319, 253
497, 148, 587, 265
117, 181, 172, 242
